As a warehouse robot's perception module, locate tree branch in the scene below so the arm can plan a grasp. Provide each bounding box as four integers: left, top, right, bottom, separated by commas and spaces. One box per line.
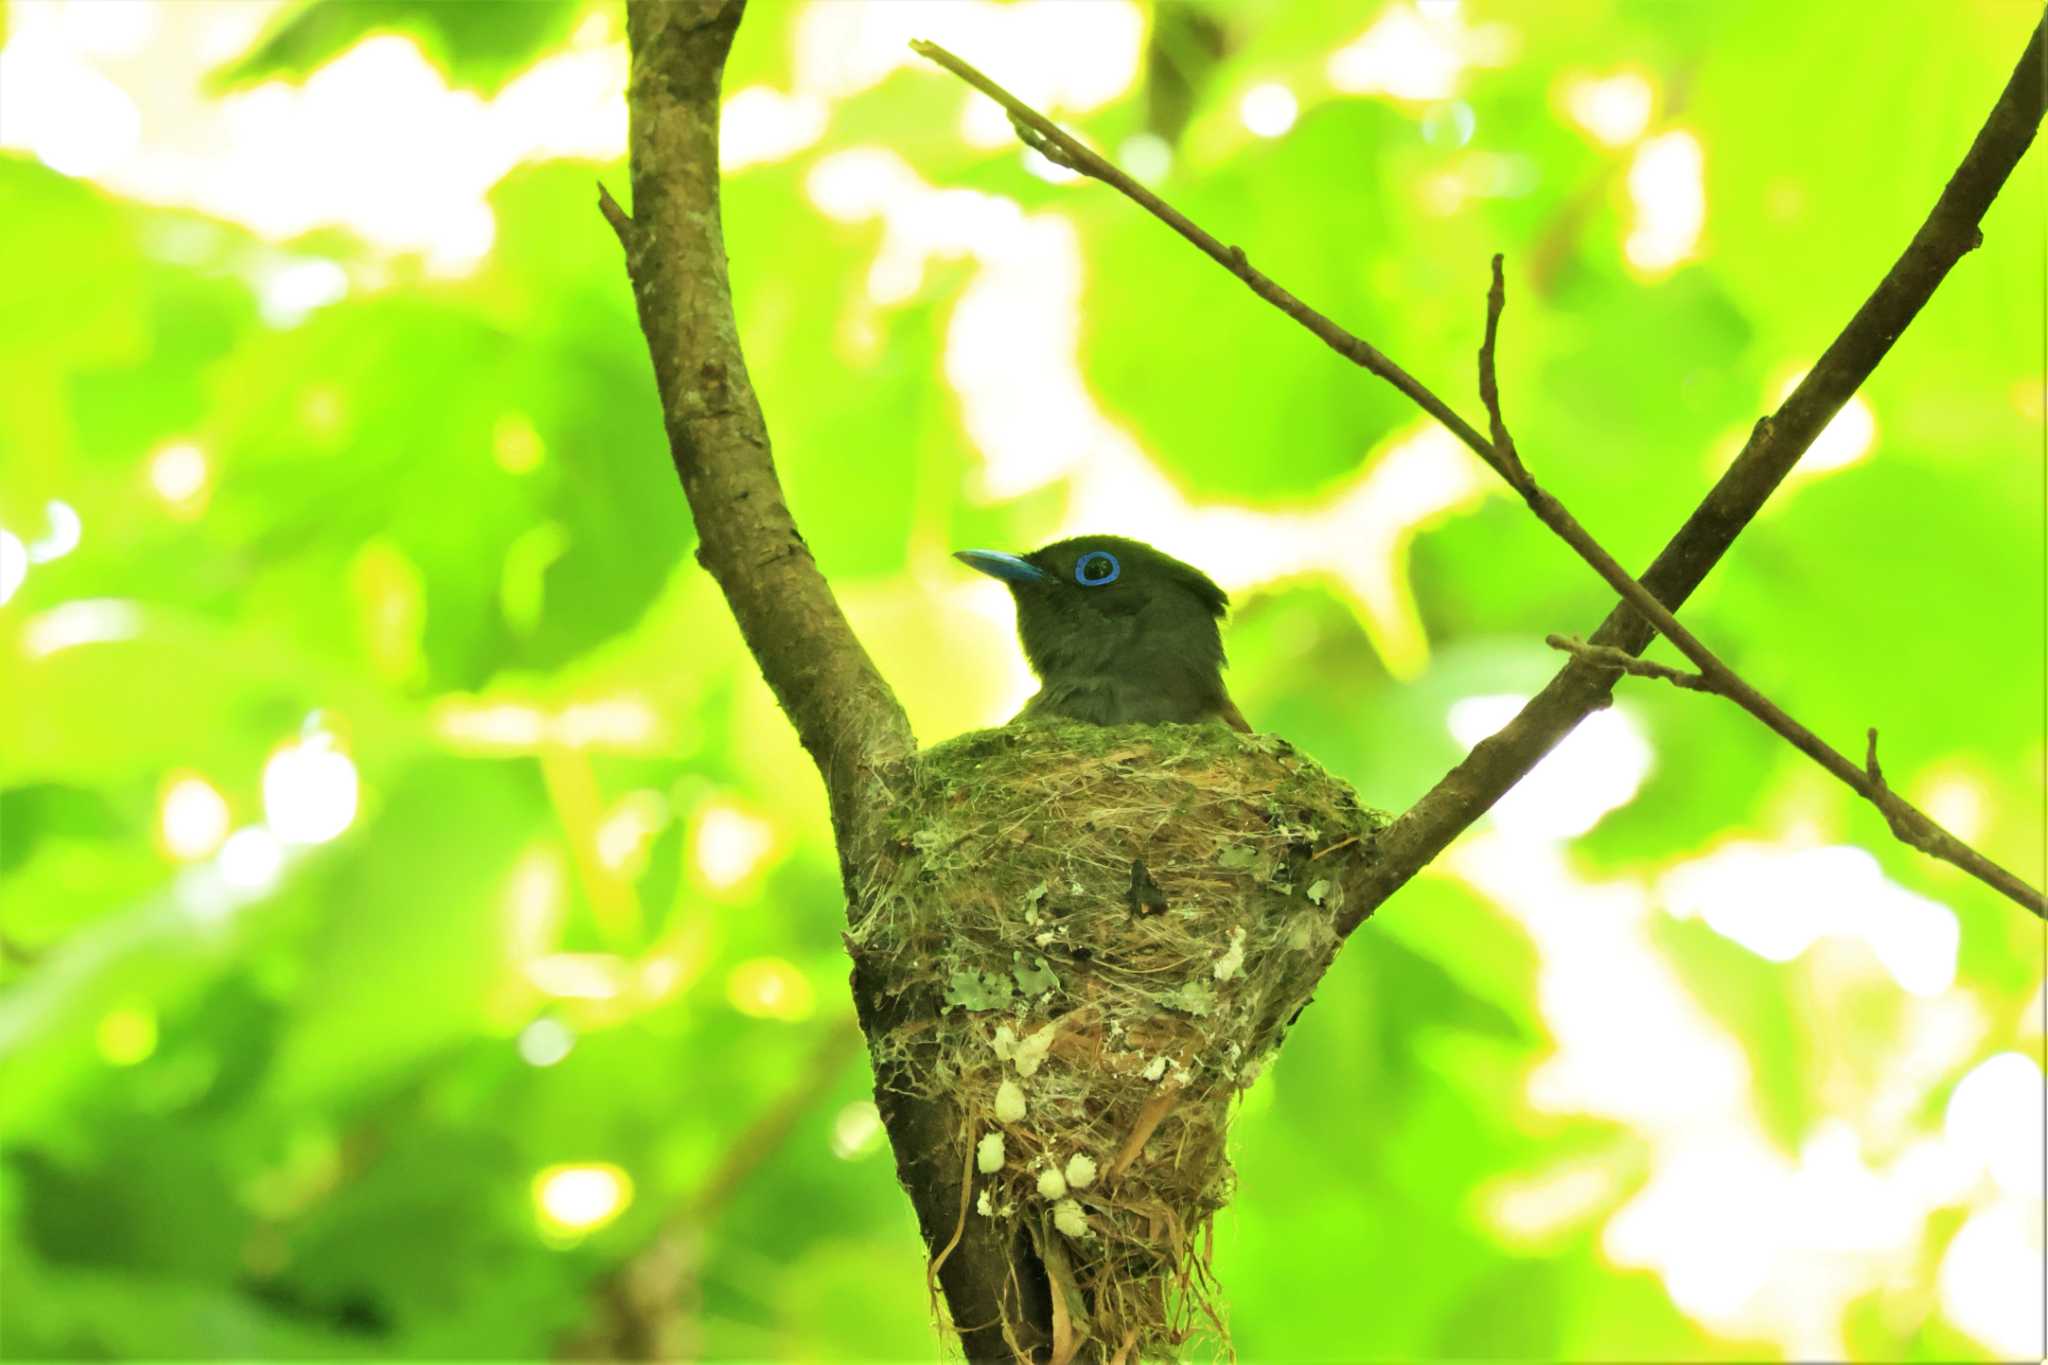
1475, 254, 1529, 490
1544, 634, 2044, 912
1360, 15, 2046, 922
606, 0, 914, 857
913, 17, 2047, 921
909, 39, 1508, 487
1487, 249, 2039, 911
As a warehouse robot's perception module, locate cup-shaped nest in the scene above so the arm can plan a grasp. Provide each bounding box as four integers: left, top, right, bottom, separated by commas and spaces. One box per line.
850, 722, 1386, 1359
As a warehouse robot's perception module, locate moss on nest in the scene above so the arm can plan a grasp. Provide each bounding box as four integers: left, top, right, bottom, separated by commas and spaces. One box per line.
849, 721, 1388, 1359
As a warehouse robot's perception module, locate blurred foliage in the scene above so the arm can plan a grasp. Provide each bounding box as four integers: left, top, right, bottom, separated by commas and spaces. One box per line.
1, 0, 2042, 1361
213, 0, 585, 94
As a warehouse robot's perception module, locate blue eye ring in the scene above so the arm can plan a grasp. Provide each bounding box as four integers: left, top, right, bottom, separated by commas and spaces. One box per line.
1074, 550, 1120, 587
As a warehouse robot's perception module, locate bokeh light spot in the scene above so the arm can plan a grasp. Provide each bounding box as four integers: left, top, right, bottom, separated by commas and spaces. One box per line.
1118, 132, 1171, 183
217, 825, 285, 894
727, 957, 815, 1022
533, 1163, 632, 1235
1660, 842, 1958, 996
1918, 772, 1990, 843
1624, 130, 1705, 275
253, 257, 347, 326
1939, 1199, 2046, 1359
1562, 71, 1655, 147
721, 85, 828, 172
148, 440, 210, 508
1944, 1052, 2046, 1197
596, 790, 669, 877
1327, 5, 1503, 102
831, 1100, 886, 1160
262, 733, 359, 845
1239, 83, 1299, 138
27, 500, 82, 563
159, 771, 230, 862
0, 531, 26, 605
22, 600, 144, 658
517, 1017, 575, 1068
526, 953, 627, 1001
694, 802, 776, 889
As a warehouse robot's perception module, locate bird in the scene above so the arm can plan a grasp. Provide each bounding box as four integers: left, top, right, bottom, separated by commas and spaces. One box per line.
955, 534, 1252, 732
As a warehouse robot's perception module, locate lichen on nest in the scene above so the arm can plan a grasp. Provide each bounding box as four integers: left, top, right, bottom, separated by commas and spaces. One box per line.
848, 721, 1388, 1359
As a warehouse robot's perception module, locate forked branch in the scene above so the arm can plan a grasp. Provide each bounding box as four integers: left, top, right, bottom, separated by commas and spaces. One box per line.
913, 22, 2047, 919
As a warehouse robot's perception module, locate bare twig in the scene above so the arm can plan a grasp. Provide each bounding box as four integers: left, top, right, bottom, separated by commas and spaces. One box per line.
1105, 1084, 1181, 1183
1476, 254, 1529, 490
914, 22, 2047, 919
1545, 634, 1718, 693
909, 39, 1508, 488
1859, 730, 1947, 855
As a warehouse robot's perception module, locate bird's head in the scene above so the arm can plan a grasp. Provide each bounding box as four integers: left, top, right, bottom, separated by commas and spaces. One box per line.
954, 535, 1231, 685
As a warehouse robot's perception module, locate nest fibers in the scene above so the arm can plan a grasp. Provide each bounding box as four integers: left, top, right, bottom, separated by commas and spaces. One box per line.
850, 721, 1387, 1360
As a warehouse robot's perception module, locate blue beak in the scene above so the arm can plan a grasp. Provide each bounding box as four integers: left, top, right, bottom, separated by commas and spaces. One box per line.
954, 549, 1051, 586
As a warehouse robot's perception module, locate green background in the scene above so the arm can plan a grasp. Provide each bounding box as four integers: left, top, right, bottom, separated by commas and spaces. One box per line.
1, 0, 2042, 1359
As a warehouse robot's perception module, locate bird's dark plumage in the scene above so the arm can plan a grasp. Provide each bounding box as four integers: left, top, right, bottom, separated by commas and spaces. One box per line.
955, 535, 1251, 732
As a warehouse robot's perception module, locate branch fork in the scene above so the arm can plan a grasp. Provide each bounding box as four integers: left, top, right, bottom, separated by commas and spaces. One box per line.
912, 33, 2045, 919
598, 5, 2048, 1355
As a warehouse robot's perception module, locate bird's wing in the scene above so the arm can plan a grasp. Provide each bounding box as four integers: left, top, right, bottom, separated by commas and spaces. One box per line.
1216, 693, 1252, 734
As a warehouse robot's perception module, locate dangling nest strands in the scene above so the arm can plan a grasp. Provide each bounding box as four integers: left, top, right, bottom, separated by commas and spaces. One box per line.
850, 722, 1387, 1361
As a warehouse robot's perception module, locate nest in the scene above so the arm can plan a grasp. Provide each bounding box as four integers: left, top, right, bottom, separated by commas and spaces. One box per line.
849, 722, 1387, 1361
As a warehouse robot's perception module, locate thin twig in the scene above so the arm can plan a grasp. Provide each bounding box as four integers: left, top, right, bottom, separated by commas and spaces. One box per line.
1545, 634, 1719, 693
1309, 833, 1361, 862
909, 39, 1506, 486
1539, 629, 2042, 912
1106, 1083, 1181, 1182
1476, 254, 1529, 490
913, 33, 2045, 919
596, 180, 634, 242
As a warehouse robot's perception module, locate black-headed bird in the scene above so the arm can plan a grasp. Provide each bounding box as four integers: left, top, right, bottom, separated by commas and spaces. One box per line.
955, 535, 1251, 733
